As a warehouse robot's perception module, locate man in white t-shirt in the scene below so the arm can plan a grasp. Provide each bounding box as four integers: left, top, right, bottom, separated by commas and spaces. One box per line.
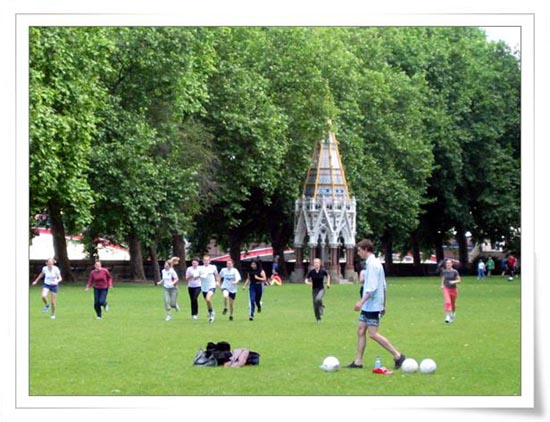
219, 259, 241, 321
198, 255, 219, 323
31, 258, 62, 319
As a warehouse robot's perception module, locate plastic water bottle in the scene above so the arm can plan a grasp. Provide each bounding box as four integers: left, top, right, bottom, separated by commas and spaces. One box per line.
374, 356, 382, 369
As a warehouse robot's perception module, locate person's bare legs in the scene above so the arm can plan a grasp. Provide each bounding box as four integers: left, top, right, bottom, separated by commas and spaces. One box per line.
367, 325, 401, 360
352, 322, 368, 365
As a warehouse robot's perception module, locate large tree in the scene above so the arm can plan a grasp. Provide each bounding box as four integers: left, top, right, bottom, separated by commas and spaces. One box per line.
87, 27, 217, 280
29, 27, 114, 281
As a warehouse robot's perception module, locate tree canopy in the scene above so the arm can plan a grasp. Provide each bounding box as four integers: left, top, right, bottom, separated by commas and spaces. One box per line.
29, 26, 521, 279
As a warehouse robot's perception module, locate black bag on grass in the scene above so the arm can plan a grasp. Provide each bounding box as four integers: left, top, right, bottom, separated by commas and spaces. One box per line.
246, 351, 260, 365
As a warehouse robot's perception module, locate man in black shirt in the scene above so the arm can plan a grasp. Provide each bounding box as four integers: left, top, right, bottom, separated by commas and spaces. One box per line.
305, 258, 331, 323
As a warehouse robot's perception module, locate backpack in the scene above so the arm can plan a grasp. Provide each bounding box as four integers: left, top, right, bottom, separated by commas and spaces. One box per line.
193, 348, 218, 367
206, 341, 233, 365
246, 350, 260, 365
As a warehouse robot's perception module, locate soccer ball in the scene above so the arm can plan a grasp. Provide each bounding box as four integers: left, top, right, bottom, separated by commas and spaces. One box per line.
419, 358, 437, 374
320, 356, 340, 372
508, 276, 514, 282
401, 358, 419, 374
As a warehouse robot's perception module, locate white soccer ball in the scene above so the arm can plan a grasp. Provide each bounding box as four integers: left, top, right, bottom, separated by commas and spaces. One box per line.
320, 356, 340, 372
508, 276, 514, 282
401, 358, 419, 374
419, 358, 437, 374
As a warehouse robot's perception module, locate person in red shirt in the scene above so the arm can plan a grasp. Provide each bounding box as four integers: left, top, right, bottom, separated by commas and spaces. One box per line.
506, 255, 518, 279
85, 260, 113, 319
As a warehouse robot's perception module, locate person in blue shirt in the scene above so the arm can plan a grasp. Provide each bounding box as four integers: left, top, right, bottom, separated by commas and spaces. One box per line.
346, 239, 405, 370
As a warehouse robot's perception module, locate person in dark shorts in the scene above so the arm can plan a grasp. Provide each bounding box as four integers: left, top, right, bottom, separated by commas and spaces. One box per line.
31, 257, 62, 319
219, 258, 241, 320
346, 239, 405, 370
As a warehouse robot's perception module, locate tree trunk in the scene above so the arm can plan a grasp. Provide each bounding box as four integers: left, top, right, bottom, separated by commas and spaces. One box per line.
47, 198, 74, 282
229, 230, 243, 272
172, 232, 187, 274
269, 221, 292, 280
411, 231, 422, 276
149, 245, 160, 284
455, 225, 470, 274
128, 232, 146, 281
381, 231, 393, 276
434, 230, 445, 263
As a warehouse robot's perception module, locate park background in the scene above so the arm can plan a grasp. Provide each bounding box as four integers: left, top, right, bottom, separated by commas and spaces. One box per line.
4, 5, 548, 422
27, 24, 521, 283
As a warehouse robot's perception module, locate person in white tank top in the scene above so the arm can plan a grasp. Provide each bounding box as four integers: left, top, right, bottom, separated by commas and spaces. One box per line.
32, 258, 62, 319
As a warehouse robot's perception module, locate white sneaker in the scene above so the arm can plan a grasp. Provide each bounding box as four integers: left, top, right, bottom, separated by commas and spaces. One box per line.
209, 311, 215, 323
104, 304, 109, 312
175, 304, 180, 312
165, 314, 172, 321
50, 315, 56, 320
192, 315, 198, 320
445, 314, 451, 323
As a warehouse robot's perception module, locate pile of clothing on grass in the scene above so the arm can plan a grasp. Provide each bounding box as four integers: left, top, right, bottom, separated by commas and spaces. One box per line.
193, 341, 260, 367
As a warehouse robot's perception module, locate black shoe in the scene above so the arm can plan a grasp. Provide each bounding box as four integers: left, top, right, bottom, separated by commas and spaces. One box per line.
257, 305, 262, 313
346, 362, 363, 369
229, 315, 233, 321
222, 308, 228, 315
249, 316, 254, 321
394, 354, 406, 370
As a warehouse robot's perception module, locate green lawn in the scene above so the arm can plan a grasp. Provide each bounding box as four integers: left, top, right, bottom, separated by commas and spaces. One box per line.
29, 276, 521, 396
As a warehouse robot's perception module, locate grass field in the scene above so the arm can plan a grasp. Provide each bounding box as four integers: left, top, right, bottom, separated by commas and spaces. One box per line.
29, 276, 521, 396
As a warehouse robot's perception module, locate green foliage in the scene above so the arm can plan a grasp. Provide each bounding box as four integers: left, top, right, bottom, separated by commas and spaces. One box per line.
29, 26, 521, 262
86, 27, 218, 254
29, 27, 114, 231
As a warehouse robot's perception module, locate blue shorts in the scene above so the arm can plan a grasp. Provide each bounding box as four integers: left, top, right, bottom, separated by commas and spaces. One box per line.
202, 288, 216, 298
43, 283, 58, 293
359, 310, 381, 326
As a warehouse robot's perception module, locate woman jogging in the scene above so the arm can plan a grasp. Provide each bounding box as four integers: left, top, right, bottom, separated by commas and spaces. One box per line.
243, 259, 266, 321
31, 258, 62, 319
157, 258, 180, 321
186, 257, 201, 320
85, 260, 113, 319
440, 258, 461, 323
219, 259, 241, 321
198, 255, 219, 323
